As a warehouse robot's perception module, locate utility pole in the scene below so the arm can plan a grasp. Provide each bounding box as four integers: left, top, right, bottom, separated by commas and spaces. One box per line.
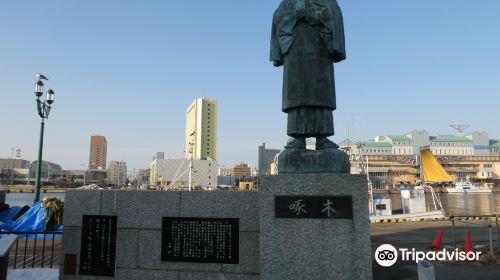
81, 164, 87, 186
188, 141, 194, 192
188, 131, 195, 191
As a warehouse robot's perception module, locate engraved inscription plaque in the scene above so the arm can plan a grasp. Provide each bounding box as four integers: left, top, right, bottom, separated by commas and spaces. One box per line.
161, 217, 239, 264
275, 196, 353, 219
79, 215, 117, 277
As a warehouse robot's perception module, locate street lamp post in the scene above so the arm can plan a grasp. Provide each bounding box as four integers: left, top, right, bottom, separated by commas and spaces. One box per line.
33, 73, 55, 202
81, 164, 87, 186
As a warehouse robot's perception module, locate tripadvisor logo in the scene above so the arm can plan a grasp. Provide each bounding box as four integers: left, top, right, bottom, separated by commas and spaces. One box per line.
374, 244, 482, 267
375, 244, 398, 267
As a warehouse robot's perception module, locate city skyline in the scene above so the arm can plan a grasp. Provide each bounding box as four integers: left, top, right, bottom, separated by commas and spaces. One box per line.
1, 1, 499, 171
2, 127, 498, 173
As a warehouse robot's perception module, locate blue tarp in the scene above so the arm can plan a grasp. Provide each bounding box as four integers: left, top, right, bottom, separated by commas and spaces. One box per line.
0, 202, 62, 237
0, 205, 21, 223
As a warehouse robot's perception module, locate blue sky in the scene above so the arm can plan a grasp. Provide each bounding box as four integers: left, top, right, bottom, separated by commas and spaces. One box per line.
1, 0, 499, 172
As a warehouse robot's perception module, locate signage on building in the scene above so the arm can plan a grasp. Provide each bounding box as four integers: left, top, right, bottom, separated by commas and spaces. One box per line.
275, 196, 353, 219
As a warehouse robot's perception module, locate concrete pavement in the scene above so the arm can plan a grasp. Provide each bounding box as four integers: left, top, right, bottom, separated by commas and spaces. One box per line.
371, 221, 500, 280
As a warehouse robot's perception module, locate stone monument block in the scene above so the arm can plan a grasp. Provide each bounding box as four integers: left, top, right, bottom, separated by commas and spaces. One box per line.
260, 174, 372, 280
277, 148, 350, 174
60, 190, 260, 280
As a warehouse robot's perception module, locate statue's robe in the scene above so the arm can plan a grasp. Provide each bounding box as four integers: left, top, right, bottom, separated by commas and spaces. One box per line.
271, 0, 346, 137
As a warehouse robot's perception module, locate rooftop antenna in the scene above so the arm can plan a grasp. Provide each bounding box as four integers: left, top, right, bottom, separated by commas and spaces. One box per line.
449, 124, 470, 136
10, 148, 21, 158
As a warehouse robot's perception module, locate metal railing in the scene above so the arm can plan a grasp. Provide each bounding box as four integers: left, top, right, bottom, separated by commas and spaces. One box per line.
449, 215, 500, 253
2, 231, 62, 269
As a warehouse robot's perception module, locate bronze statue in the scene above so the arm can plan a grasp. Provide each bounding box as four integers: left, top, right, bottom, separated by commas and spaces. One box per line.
271, 0, 346, 150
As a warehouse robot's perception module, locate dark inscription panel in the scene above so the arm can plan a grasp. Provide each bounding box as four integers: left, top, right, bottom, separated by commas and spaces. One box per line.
161, 217, 239, 264
275, 196, 353, 219
79, 215, 117, 277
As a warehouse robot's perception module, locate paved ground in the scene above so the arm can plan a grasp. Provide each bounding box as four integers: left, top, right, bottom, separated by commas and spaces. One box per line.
7, 237, 62, 269
8, 222, 500, 279
371, 221, 500, 280
7, 268, 58, 280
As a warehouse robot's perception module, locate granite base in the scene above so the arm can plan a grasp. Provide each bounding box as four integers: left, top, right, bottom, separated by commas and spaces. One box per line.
277, 148, 350, 174
260, 174, 372, 280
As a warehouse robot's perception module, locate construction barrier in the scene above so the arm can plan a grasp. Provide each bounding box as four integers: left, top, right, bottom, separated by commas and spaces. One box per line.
371, 217, 448, 223
371, 215, 500, 224
449, 215, 500, 253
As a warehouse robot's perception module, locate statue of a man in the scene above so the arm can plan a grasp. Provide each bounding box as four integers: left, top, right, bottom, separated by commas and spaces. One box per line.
271, 0, 346, 150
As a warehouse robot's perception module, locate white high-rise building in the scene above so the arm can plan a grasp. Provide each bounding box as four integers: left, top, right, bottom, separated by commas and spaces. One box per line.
185, 98, 217, 160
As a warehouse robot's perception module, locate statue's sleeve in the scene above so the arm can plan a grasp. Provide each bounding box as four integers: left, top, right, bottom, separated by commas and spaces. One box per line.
270, 18, 284, 67
324, 0, 346, 62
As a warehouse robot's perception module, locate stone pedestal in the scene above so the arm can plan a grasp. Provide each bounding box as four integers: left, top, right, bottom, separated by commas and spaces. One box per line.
60, 190, 260, 280
260, 174, 372, 280
277, 148, 350, 174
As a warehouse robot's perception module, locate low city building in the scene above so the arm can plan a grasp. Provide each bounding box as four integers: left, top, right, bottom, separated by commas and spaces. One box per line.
154, 152, 165, 160
491, 140, 500, 154
430, 135, 474, 156
86, 169, 108, 186
359, 141, 392, 155
218, 165, 231, 176
217, 175, 236, 187
61, 170, 86, 185
407, 130, 431, 152
466, 131, 490, 155
0, 158, 30, 169
0, 168, 15, 185
28, 160, 62, 182
340, 129, 500, 189
150, 157, 217, 190
258, 143, 280, 176
135, 169, 150, 186
230, 163, 252, 179
493, 163, 500, 180
107, 161, 127, 188
239, 180, 256, 190
382, 135, 413, 155
0, 168, 30, 185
